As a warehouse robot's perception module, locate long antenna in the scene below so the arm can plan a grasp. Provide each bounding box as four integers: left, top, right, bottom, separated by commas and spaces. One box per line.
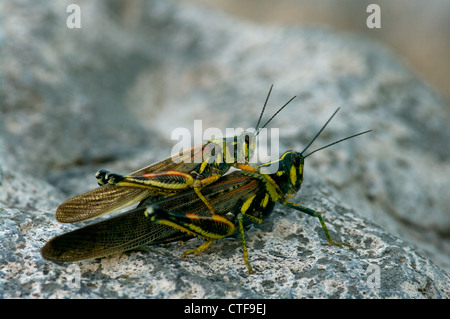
303, 130, 372, 158
256, 95, 296, 136
301, 107, 340, 154
255, 84, 273, 131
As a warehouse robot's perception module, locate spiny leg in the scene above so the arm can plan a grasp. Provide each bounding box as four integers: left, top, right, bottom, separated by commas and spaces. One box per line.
102, 169, 219, 215
192, 174, 224, 215
193, 188, 216, 215
237, 213, 263, 274
101, 171, 194, 189
145, 205, 236, 259
95, 170, 202, 209
283, 201, 353, 249
237, 214, 253, 274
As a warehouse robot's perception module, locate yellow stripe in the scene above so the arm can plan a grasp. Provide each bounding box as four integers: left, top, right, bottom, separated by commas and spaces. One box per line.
187, 214, 235, 239
263, 175, 282, 201
188, 224, 224, 239
280, 151, 293, 160
153, 215, 235, 240
116, 180, 191, 190
152, 219, 208, 240
241, 194, 256, 214
290, 165, 297, 185
262, 193, 269, 208
200, 159, 209, 173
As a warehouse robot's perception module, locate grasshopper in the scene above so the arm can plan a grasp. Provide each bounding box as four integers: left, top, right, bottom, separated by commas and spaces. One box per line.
145, 108, 371, 273
55, 86, 294, 223
42, 108, 370, 273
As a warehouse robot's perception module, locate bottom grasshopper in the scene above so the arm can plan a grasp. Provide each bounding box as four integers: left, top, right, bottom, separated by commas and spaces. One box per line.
41, 109, 370, 273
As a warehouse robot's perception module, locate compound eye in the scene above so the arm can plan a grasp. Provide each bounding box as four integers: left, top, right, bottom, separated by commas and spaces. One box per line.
291, 153, 300, 166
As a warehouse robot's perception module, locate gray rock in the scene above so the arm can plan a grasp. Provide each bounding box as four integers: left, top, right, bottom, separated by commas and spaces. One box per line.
1, 0, 449, 298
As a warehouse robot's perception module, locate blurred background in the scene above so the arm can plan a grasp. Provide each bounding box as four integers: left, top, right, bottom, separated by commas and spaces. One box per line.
192, 0, 450, 104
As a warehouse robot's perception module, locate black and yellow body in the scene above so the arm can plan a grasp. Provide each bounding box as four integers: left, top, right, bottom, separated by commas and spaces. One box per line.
42, 150, 341, 273
55, 86, 294, 223
42, 103, 371, 273
143, 150, 342, 273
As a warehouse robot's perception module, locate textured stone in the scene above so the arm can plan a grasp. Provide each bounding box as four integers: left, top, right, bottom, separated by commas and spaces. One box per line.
1, 0, 449, 298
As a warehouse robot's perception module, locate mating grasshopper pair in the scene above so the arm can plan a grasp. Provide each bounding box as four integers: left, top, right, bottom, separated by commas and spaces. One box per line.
41, 87, 370, 273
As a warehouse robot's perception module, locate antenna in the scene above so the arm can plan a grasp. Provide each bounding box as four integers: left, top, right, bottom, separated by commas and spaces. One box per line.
303, 130, 372, 158
301, 108, 340, 154
255, 92, 297, 137
257, 95, 296, 134
255, 84, 273, 131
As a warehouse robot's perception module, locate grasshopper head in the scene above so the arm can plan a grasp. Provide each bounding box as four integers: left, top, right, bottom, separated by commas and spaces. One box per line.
279, 151, 304, 194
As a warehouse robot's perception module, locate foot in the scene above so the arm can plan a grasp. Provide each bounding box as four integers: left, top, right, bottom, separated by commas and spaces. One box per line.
95, 169, 110, 186
328, 240, 354, 250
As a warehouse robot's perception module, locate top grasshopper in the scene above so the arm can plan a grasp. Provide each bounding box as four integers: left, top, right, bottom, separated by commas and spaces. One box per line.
56, 86, 295, 223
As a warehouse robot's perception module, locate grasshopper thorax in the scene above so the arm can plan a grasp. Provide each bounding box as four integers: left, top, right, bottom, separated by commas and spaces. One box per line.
206, 130, 256, 165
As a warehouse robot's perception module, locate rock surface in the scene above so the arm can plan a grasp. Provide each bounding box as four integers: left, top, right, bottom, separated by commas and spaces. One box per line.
1, 0, 449, 298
